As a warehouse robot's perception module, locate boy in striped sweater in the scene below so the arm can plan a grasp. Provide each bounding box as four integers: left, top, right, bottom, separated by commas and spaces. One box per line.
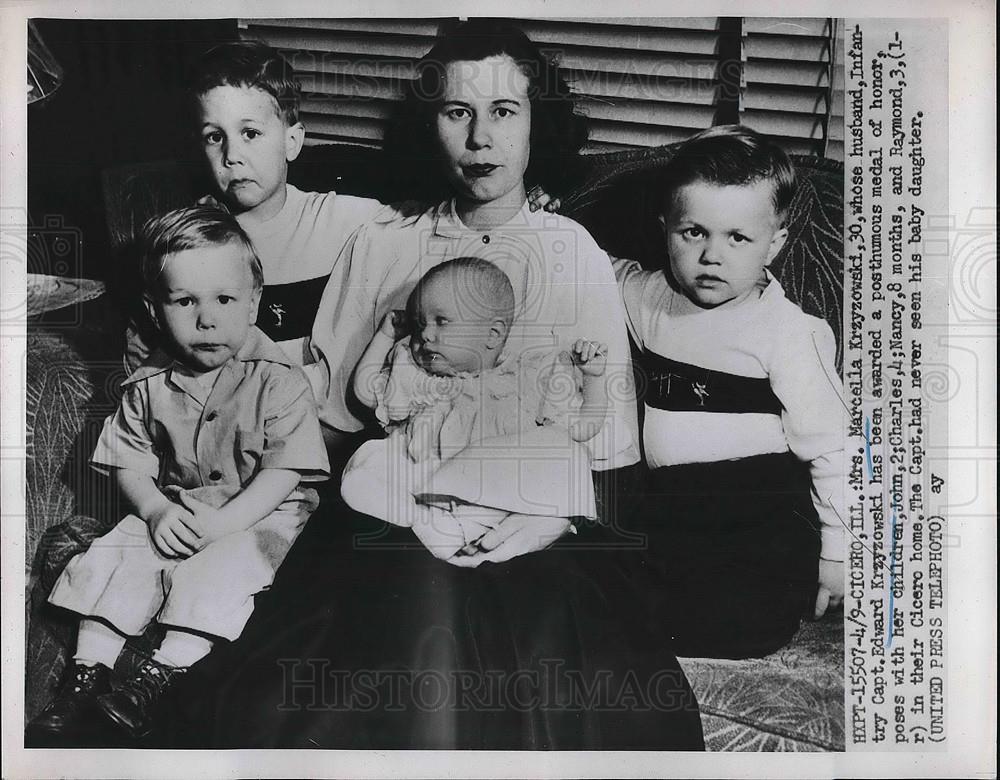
613, 125, 844, 659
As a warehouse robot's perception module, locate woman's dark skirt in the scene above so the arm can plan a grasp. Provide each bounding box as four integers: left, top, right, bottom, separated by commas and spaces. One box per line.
165, 482, 705, 750
621, 452, 823, 660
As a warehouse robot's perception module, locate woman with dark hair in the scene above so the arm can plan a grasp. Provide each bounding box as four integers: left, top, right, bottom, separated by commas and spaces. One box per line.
382, 19, 588, 208
171, 19, 705, 750
310, 19, 639, 505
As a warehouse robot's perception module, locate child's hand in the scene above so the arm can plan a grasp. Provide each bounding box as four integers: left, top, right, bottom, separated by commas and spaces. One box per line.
379, 310, 408, 340
147, 503, 201, 558
175, 491, 227, 549
570, 339, 608, 377
527, 184, 561, 214
814, 558, 845, 618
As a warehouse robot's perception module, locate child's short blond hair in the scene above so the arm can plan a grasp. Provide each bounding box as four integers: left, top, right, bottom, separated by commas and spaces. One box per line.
140, 205, 263, 296
658, 125, 797, 226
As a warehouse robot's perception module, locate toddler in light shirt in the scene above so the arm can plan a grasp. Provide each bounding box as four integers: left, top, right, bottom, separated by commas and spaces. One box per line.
31, 206, 328, 741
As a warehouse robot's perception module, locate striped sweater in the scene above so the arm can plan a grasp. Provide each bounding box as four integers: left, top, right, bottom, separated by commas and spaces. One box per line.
614, 258, 845, 561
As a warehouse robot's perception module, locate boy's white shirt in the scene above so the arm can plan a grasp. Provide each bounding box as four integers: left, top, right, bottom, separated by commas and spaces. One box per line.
237, 183, 385, 373
236, 184, 384, 286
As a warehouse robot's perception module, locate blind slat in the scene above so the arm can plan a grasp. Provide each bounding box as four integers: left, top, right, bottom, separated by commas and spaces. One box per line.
559, 49, 719, 80
539, 17, 722, 31
297, 72, 406, 101
289, 54, 415, 81
244, 27, 435, 58
741, 109, 825, 140
300, 97, 394, 121
512, 18, 723, 56
745, 36, 832, 61
743, 86, 827, 113
588, 120, 694, 147
743, 17, 831, 36
245, 18, 447, 36
302, 113, 385, 141
566, 69, 718, 105
745, 60, 830, 88
579, 97, 716, 129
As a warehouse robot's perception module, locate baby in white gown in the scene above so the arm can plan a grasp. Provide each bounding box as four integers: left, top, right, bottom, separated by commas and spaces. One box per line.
340, 257, 610, 559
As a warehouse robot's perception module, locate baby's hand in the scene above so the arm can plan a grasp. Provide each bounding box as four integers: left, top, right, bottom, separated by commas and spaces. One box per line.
379, 309, 408, 340
147, 502, 201, 558
570, 339, 608, 377
814, 558, 845, 619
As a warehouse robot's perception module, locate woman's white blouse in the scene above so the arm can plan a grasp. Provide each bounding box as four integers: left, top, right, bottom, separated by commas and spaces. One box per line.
310, 199, 640, 471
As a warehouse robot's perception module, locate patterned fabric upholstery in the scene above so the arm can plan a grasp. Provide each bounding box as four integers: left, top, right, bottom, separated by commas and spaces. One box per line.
25, 144, 844, 748
683, 617, 844, 751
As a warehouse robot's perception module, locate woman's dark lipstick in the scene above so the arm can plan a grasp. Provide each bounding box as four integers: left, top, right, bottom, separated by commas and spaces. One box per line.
463, 164, 498, 177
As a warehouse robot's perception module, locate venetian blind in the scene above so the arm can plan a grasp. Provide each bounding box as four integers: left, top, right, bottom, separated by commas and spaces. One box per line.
239, 17, 841, 158
742, 17, 843, 159
499, 17, 731, 152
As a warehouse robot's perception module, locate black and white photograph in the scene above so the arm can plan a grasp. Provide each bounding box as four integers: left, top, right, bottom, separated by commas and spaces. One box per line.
1, 2, 994, 778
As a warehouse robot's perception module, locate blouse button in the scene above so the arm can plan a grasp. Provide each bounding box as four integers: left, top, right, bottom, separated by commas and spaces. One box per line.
208, 470, 223, 481
482, 234, 490, 244
205, 411, 217, 422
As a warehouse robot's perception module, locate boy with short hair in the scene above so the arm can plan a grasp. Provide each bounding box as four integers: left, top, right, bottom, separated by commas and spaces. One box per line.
30, 206, 329, 740
615, 125, 845, 659
127, 41, 384, 405
189, 41, 384, 358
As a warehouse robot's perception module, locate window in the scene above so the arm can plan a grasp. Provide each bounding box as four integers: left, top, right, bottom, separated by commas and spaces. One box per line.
240, 16, 844, 160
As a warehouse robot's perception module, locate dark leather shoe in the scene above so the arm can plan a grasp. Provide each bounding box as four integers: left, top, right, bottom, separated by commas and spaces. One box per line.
28, 662, 112, 736
96, 657, 186, 738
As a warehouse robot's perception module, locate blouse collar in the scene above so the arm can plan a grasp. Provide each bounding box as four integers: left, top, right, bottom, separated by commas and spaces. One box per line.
431, 197, 537, 239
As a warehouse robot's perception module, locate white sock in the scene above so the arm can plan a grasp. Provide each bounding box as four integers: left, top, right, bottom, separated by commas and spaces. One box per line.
153, 630, 214, 668
74, 619, 128, 669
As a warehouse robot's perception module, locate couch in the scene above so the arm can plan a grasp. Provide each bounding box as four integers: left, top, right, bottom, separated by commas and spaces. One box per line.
25, 142, 845, 751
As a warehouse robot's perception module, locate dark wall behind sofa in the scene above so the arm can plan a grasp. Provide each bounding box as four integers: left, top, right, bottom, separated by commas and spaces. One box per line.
28, 19, 238, 280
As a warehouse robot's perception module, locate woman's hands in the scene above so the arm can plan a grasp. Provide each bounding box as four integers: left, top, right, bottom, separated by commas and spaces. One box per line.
447, 513, 572, 567
356, 310, 409, 409
527, 185, 561, 214
379, 309, 409, 340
